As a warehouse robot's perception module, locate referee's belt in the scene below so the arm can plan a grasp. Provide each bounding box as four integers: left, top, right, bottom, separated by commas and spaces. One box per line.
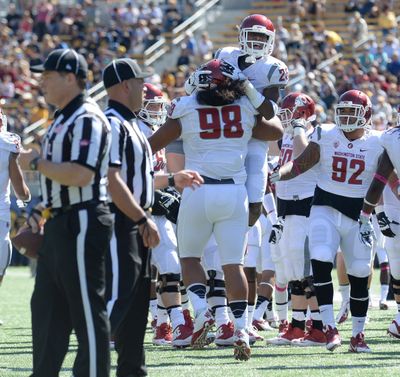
42, 200, 104, 219
201, 175, 235, 184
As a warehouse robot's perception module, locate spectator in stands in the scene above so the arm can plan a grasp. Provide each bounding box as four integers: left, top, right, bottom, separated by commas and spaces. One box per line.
307, 0, 326, 20
176, 46, 191, 67
381, 35, 400, 59
288, 0, 306, 20
320, 71, 338, 109
373, 94, 393, 123
0, 75, 15, 99
275, 16, 290, 46
372, 44, 389, 70
348, 11, 369, 42
286, 23, 303, 53
197, 32, 213, 63
358, 46, 375, 72
33, 1, 53, 41
387, 52, 400, 80
378, 4, 398, 36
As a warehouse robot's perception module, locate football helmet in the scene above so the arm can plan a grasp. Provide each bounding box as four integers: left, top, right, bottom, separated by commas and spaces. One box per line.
239, 14, 275, 59
196, 59, 229, 90
138, 83, 167, 127
334, 90, 372, 132
278, 92, 316, 133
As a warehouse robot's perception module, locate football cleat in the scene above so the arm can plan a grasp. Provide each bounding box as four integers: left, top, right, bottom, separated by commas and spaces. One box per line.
233, 328, 251, 361
292, 328, 326, 347
278, 319, 289, 334
336, 300, 350, 324
325, 325, 341, 352
191, 310, 215, 349
379, 301, 389, 310
248, 326, 264, 344
183, 309, 194, 330
151, 318, 157, 333
305, 319, 313, 332
266, 324, 304, 345
387, 320, 400, 339
215, 322, 235, 346
172, 324, 192, 348
252, 319, 273, 331
349, 332, 371, 353
153, 323, 173, 346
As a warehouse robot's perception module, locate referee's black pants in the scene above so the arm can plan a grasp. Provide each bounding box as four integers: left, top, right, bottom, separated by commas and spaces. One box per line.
30, 202, 113, 377
106, 208, 151, 377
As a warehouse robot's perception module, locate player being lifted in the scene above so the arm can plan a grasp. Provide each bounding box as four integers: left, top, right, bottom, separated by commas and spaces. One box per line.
186, 14, 288, 226
272, 90, 383, 353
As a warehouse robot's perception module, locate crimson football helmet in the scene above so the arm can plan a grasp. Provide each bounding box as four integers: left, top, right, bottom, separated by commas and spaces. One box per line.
197, 59, 229, 90
239, 14, 275, 58
334, 90, 372, 132
278, 92, 316, 132
138, 83, 167, 127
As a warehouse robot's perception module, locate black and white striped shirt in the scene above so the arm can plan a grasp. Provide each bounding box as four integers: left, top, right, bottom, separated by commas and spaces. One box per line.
105, 100, 154, 210
41, 94, 111, 209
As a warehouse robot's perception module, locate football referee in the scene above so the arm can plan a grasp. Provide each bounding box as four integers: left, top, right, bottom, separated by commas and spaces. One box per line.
20, 49, 113, 377
103, 58, 203, 377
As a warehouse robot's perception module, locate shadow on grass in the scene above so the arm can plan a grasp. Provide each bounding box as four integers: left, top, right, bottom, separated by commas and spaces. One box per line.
256, 364, 387, 371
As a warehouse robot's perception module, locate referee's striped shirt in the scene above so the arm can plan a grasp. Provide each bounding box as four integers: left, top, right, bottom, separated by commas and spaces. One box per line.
41, 94, 111, 209
105, 100, 154, 210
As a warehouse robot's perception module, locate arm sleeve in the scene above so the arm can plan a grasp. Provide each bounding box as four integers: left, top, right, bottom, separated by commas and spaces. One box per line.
70, 115, 107, 171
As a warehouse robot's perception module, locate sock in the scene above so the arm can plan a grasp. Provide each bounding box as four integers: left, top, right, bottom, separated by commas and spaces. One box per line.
339, 284, 350, 303
292, 309, 306, 330
247, 304, 255, 328
207, 294, 227, 315
266, 298, 276, 321
167, 305, 185, 329
310, 310, 323, 331
275, 284, 288, 322
319, 304, 335, 329
253, 295, 269, 321
380, 284, 389, 302
180, 281, 190, 311
215, 306, 230, 327
150, 298, 158, 321
352, 316, 366, 337
156, 305, 169, 326
187, 284, 207, 317
229, 300, 248, 331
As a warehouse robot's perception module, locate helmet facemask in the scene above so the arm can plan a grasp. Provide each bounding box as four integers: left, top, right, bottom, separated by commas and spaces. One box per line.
138, 97, 167, 127
334, 103, 369, 132
239, 28, 274, 59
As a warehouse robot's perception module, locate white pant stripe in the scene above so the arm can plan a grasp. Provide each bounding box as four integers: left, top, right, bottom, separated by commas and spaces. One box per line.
106, 229, 119, 317
77, 210, 96, 377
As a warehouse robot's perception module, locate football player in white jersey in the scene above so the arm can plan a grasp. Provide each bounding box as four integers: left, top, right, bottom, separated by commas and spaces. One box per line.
266, 93, 325, 346
272, 90, 383, 353
186, 14, 288, 226
0, 108, 31, 306
137, 83, 194, 347
149, 58, 282, 361
359, 115, 400, 339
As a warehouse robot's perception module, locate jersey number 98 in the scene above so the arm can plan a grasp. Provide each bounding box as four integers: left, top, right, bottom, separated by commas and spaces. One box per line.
197, 105, 244, 140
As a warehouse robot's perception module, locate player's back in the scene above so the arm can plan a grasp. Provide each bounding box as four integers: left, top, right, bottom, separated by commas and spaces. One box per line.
168, 95, 258, 183
380, 126, 400, 175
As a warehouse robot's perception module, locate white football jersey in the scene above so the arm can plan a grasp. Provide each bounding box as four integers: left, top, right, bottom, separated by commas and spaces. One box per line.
0, 132, 21, 221
380, 126, 400, 177
275, 131, 317, 200
138, 119, 166, 173
168, 95, 258, 183
309, 124, 383, 198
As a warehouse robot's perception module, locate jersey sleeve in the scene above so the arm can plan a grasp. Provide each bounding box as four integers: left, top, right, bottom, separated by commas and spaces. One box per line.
167, 96, 194, 119
108, 117, 125, 168
308, 125, 324, 145
214, 46, 236, 60
266, 61, 289, 88
0, 132, 21, 154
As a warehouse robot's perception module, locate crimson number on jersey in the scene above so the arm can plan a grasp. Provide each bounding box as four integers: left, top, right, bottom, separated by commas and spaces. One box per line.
331, 156, 365, 185
279, 148, 293, 166
197, 105, 244, 139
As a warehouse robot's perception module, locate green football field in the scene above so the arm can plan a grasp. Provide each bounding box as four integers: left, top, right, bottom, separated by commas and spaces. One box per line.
1, 267, 400, 377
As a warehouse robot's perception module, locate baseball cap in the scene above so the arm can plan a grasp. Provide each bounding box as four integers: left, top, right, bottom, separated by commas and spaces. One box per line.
102, 58, 152, 89
30, 48, 88, 78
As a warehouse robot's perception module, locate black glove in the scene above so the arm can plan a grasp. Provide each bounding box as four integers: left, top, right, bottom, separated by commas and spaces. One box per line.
376, 210, 399, 238
268, 217, 285, 244
152, 190, 180, 224
163, 186, 181, 200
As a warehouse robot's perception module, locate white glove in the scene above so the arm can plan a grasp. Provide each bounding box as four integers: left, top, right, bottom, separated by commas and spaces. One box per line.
220, 60, 246, 81
292, 118, 307, 130
184, 69, 212, 94
270, 168, 281, 184
269, 217, 284, 244
358, 212, 376, 248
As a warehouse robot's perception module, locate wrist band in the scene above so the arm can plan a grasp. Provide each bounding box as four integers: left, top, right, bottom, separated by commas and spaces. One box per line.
360, 210, 371, 217
136, 216, 148, 226
363, 198, 378, 207
292, 160, 301, 176
374, 173, 388, 185
168, 173, 175, 187
293, 127, 306, 137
